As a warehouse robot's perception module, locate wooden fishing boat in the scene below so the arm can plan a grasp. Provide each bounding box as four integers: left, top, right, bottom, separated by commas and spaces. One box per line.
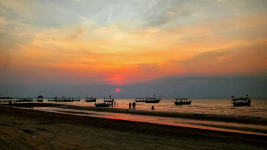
134, 98, 145, 102
72, 97, 80, 101
54, 96, 73, 102
174, 98, 191, 105
103, 97, 114, 103
134, 96, 161, 103
85, 95, 96, 102
144, 97, 161, 103
103, 96, 114, 105
95, 103, 110, 107
232, 95, 251, 106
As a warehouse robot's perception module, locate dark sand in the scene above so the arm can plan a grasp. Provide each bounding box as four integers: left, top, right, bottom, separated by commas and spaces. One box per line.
0, 105, 267, 149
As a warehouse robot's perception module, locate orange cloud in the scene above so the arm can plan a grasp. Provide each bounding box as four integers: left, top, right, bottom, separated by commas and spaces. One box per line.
3, 12, 266, 85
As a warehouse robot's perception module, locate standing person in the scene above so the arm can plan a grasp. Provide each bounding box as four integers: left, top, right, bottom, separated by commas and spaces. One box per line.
133, 102, 136, 109
129, 102, 131, 109
151, 105, 154, 110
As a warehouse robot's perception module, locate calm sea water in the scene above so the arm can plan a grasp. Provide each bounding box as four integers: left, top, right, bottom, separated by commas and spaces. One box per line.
3, 98, 267, 135
40, 98, 267, 118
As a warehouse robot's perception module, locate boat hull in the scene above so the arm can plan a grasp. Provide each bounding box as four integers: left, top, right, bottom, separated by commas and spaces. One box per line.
174, 101, 191, 105
95, 103, 110, 107
135, 100, 145, 102
232, 100, 251, 106
231, 95, 251, 106
145, 100, 160, 103
85, 99, 96, 102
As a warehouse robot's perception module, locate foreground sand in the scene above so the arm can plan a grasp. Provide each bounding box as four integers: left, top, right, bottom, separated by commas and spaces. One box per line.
0, 106, 267, 150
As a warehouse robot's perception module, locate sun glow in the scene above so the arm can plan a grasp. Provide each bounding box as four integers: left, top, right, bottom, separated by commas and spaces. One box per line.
116, 88, 120, 92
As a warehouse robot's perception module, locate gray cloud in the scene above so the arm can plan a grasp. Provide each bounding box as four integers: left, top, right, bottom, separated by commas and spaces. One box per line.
144, 9, 189, 27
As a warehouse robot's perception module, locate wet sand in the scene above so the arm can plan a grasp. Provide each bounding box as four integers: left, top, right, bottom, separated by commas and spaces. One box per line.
8, 103, 267, 125
0, 106, 267, 150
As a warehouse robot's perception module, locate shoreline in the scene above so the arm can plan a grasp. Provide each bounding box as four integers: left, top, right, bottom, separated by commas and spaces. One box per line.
3, 103, 266, 126
0, 107, 267, 149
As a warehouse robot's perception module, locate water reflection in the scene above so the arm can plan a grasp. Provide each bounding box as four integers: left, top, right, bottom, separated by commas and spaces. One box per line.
32, 98, 267, 119
32, 107, 267, 136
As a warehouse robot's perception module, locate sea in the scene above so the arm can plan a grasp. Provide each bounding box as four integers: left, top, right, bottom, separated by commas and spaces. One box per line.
39, 98, 267, 118
2, 98, 267, 135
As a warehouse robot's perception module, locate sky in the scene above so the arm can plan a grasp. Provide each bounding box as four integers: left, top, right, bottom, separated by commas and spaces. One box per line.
0, 0, 266, 98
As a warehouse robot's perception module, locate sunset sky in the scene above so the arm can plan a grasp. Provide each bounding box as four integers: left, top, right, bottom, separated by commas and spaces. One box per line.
0, 0, 266, 98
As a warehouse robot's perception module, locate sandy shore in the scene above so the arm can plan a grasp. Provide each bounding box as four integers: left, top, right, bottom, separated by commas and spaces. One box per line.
0, 106, 267, 150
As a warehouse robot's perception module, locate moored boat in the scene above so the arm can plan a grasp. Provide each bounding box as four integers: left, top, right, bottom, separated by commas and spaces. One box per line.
145, 96, 161, 103
95, 103, 110, 107
104, 95, 114, 104
134, 98, 145, 102
174, 98, 191, 105
85, 95, 96, 102
72, 97, 80, 101
232, 95, 251, 106
54, 96, 73, 102
134, 96, 161, 103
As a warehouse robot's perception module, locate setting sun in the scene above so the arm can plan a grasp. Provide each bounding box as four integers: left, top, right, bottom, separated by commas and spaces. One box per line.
115, 88, 120, 92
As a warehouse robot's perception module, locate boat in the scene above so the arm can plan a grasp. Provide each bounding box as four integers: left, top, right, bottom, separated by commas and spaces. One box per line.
103, 96, 114, 103
174, 98, 191, 105
95, 103, 110, 107
72, 97, 80, 101
54, 96, 73, 102
85, 95, 96, 102
134, 96, 161, 103
134, 98, 145, 102
145, 96, 161, 103
232, 95, 251, 106
145, 97, 161, 103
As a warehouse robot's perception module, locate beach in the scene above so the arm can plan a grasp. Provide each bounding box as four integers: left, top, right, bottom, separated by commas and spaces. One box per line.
0, 104, 267, 150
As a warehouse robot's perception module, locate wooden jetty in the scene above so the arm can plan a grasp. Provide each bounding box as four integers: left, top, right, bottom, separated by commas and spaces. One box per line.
48, 96, 74, 102
17, 98, 34, 102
